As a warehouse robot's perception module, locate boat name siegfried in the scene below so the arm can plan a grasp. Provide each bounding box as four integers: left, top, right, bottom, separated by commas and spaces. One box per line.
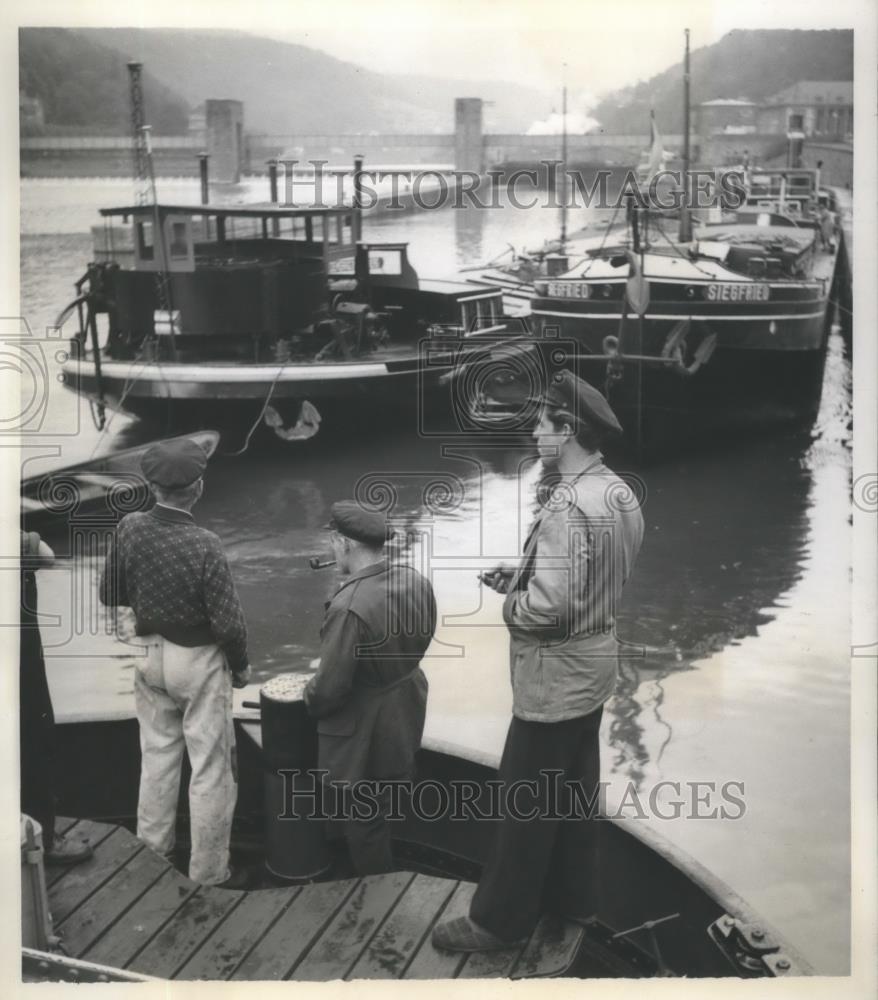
705, 283, 771, 303
545, 281, 593, 299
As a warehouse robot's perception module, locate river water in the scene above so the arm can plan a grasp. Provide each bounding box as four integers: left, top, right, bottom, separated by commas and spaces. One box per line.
18, 177, 851, 973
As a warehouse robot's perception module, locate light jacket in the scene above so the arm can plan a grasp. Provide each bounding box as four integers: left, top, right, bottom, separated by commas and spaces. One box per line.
502, 456, 644, 722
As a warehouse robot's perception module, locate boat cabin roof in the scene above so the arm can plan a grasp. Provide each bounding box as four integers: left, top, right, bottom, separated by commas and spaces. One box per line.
418, 278, 502, 298
99, 203, 351, 221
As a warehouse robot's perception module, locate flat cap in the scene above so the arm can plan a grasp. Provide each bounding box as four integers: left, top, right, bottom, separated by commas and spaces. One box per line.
326, 501, 389, 546
534, 370, 623, 436
141, 436, 209, 489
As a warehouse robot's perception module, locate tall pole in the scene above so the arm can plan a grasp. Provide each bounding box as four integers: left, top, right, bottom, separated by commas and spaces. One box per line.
198, 153, 209, 205
679, 29, 692, 242
267, 158, 279, 236
127, 62, 149, 207
560, 77, 568, 247
353, 154, 364, 243
127, 61, 176, 356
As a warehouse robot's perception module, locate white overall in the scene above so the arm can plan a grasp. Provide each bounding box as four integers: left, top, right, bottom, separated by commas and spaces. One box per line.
134, 636, 237, 885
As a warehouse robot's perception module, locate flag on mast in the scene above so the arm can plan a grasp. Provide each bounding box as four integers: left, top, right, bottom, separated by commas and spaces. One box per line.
645, 110, 665, 182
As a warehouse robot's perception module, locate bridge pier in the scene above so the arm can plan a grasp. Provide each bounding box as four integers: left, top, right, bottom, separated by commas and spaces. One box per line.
455, 98, 484, 174
205, 100, 244, 184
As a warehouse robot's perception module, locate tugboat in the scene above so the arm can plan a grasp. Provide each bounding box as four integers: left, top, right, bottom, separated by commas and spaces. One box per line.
58, 197, 507, 437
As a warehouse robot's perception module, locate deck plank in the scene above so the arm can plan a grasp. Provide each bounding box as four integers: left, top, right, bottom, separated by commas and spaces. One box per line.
402, 880, 475, 980
39, 818, 582, 983
232, 879, 355, 981
81, 868, 198, 969
55, 847, 169, 958
292, 872, 415, 981
349, 873, 458, 979
48, 827, 143, 922
175, 889, 297, 981
127, 889, 244, 979
512, 914, 584, 979
45, 819, 121, 889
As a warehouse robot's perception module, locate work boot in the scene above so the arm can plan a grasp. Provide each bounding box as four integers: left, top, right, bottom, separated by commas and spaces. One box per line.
432, 915, 526, 952
45, 833, 94, 867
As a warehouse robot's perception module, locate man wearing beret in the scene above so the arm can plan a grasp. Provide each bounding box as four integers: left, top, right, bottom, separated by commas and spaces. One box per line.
434, 371, 644, 951
304, 501, 437, 875
100, 437, 250, 888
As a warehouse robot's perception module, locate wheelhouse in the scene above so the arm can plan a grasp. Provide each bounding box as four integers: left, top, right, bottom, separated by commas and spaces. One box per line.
83, 203, 505, 365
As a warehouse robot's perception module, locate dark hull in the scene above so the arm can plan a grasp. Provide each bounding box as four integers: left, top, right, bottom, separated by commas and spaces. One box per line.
529, 297, 835, 456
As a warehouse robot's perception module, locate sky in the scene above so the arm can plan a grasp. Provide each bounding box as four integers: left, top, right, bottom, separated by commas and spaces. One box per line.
6, 0, 867, 100
266, 0, 864, 95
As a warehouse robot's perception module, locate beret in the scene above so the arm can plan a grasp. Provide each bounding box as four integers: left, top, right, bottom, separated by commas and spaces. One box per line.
141, 437, 209, 489
326, 500, 389, 546
533, 370, 623, 436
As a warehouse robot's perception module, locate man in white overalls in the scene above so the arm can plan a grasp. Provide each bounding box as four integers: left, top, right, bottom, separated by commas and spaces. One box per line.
100, 438, 251, 888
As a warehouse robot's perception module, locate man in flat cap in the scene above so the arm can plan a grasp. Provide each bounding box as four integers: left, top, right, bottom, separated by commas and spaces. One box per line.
434, 372, 644, 951
304, 501, 437, 875
100, 437, 250, 888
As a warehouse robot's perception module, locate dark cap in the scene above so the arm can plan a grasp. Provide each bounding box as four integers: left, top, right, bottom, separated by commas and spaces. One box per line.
326, 501, 389, 546
533, 370, 623, 436
141, 437, 210, 489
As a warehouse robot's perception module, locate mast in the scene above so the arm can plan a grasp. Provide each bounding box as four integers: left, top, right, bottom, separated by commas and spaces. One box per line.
679, 29, 692, 242
127, 62, 177, 355
560, 76, 568, 247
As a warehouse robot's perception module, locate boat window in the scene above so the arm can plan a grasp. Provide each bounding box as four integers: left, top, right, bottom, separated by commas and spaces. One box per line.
136, 221, 155, 262
461, 301, 473, 331
461, 297, 500, 332
368, 249, 402, 275
169, 222, 188, 258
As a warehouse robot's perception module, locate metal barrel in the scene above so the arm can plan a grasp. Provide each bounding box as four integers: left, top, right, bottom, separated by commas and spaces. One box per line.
259, 674, 332, 883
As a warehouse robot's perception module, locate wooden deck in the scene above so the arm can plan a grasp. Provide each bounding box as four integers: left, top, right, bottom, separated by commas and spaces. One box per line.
45, 819, 583, 981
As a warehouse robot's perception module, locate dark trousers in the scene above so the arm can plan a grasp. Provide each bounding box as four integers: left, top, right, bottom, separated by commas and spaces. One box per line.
20, 635, 57, 846
470, 706, 604, 942
325, 783, 394, 876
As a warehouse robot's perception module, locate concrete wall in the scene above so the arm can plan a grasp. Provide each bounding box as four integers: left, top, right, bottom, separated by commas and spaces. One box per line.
246, 133, 455, 170
800, 141, 853, 188
19, 136, 205, 177
696, 132, 789, 167
22, 129, 819, 178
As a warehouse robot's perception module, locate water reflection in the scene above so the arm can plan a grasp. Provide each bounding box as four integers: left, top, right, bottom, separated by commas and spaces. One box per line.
188, 417, 819, 768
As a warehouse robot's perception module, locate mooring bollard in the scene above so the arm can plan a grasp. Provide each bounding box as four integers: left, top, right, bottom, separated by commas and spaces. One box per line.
259, 674, 332, 883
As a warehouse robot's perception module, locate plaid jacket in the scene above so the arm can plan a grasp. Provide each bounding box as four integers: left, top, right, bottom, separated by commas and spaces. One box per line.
100, 505, 249, 674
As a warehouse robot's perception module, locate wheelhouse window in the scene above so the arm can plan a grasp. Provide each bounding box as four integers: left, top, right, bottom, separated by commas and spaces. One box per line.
461, 296, 500, 332
136, 221, 155, 261
169, 222, 188, 259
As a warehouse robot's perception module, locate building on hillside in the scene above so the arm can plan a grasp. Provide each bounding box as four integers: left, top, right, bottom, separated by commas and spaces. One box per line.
756, 81, 853, 139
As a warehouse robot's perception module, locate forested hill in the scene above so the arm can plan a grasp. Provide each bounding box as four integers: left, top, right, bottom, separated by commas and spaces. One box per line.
19, 27, 550, 135
19, 28, 189, 134
589, 29, 853, 133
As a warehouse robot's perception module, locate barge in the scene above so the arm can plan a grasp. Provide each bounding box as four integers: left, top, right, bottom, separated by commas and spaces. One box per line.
58, 200, 507, 436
